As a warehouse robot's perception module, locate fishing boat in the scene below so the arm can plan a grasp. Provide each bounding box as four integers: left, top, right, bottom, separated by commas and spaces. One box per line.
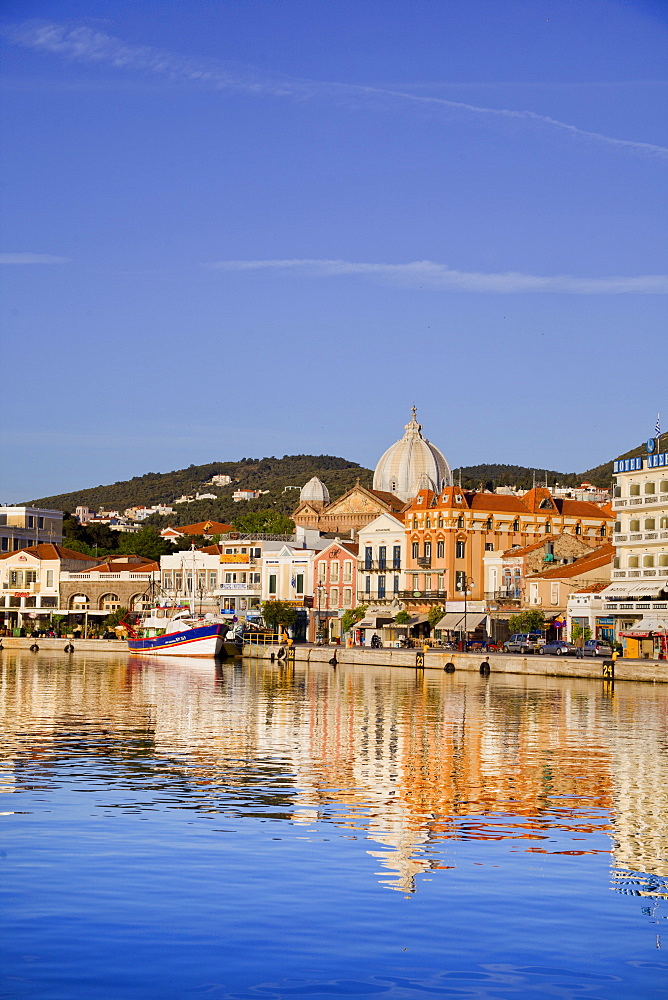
125, 607, 240, 658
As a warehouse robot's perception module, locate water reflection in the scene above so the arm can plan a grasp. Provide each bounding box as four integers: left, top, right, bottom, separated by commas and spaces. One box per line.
1, 650, 667, 901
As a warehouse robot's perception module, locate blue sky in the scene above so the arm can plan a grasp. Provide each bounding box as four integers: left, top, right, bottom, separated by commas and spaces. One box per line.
1, 0, 666, 502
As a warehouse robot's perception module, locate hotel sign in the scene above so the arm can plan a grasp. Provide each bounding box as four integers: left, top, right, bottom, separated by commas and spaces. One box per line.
647, 452, 668, 468
613, 457, 643, 473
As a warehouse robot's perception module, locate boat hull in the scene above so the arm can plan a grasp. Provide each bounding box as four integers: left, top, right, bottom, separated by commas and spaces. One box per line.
128, 623, 227, 658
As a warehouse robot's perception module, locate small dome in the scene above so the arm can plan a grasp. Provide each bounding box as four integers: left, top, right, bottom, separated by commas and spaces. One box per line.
300, 476, 330, 507
373, 408, 452, 501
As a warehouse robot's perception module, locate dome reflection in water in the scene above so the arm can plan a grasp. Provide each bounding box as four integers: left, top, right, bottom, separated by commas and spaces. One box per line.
1, 650, 667, 999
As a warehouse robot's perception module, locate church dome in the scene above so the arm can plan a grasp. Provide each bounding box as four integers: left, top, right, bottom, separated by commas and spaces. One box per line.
373, 408, 452, 501
300, 476, 330, 507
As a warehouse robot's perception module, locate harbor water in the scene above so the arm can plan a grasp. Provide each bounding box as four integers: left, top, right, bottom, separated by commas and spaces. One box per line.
1, 650, 667, 999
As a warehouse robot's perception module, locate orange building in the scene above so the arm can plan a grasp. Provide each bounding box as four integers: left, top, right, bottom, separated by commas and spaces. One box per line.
403, 485, 614, 608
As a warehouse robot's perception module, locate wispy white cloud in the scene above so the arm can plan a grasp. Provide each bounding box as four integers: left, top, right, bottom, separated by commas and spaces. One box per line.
206, 258, 668, 294
0, 252, 71, 264
4, 21, 667, 159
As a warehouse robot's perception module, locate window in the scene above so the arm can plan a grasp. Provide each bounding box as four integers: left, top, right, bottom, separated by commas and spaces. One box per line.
269, 574, 277, 595
627, 556, 639, 568
643, 555, 655, 567
455, 570, 465, 591
530, 583, 539, 605
9, 570, 22, 587
660, 555, 668, 567
438, 517, 444, 528
426, 518, 431, 529
38, 517, 44, 529
424, 575, 431, 591
174, 573, 182, 590
550, 583, 559, 605
46, 569, 54, 588
365, 546, 373, 570
393, 545, 401, 569
378, 576, 386, 598
378, 546, 386, 570
71, 594, 89, 609
296, 574, 304, 594
343, 560, 352, 582
393, 576, 399, 594
544, 522, 551, 533
343, 588, 352, 607
660, 481, 668, 493
412, 518, 418, 529
330, 561, 339, 582
457, 516, 464, 529
575, 524, 582, 535
661, 517, 668, 530
209, 572, 217, 589
330, 588, 339, 608
424, 541, 431, 558
412, 574, 419, 591
614, 557, 620, 569
644, 519, 656, 530
456, 540, 465, 559
100, 593, 121, 611
437, 540, 444, 559
412, 541, 419, 559
27, 515, 34, 528
485, 542, 494, 551
629, 484, 640, 496
318, 562, 326, 581
486, 518, 493, 530
437, 574, 444, 591
513, 520, 520, 532
629, 519, 640, 531
645, 482, 656, 494
365, 576, 371, 594
25, 570, 37, 584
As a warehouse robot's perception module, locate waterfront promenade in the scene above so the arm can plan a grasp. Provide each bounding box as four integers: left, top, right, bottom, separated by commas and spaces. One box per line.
2, 635, 667, 683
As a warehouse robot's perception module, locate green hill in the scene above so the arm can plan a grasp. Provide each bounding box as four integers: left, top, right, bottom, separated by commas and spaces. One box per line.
29, 436, 663, 524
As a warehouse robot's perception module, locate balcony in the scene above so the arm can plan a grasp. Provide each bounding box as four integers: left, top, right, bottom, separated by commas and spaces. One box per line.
398, 590, 447, 601
416, 557, 431, 569
485, 589, 522, 605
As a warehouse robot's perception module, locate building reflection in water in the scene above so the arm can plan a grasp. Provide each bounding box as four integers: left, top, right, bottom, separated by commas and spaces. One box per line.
1, 652, 667, 897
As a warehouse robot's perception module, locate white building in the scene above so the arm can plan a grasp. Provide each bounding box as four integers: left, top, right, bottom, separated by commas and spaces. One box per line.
0, 506, 64, 553
599, 440, 668, 657
356, 513, 407, 606
233, 489, 261, 502
0, 543, 97, 627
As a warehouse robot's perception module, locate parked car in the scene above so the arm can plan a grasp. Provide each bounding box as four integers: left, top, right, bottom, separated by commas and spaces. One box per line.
583, 639, 613, 657
539, 640, 578, 656
503, 633, 543, 654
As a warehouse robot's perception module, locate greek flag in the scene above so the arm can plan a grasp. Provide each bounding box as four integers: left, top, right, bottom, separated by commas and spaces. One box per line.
291, 575, 296, 588
656, 413, 661, 437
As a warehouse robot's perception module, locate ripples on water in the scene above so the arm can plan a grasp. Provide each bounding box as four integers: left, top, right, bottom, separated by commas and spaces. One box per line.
1, 651, 667, 999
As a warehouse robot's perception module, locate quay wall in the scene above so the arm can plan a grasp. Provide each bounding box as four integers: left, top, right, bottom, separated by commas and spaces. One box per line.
1, 637, 128, 653
242, 644, 668, 685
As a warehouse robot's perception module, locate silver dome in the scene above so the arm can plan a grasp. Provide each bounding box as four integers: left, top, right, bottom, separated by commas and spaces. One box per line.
373, 408, 452, 501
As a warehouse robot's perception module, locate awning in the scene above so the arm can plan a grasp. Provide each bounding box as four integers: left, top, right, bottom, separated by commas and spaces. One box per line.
601, 580, 668, 599
357, 616, 394, 629
408, 613, 430, 625
436, 612, 487, 631
619, 617, 668, 638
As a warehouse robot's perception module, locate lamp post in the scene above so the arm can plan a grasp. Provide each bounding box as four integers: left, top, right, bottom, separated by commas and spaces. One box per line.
463, 575, 475, 650
316, 582, 326, 642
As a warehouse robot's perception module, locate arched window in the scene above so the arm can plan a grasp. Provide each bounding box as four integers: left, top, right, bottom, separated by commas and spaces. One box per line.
70, 594, 89, 610
513, 520, 520, 532
100, 593, 121, 611
130, 593, 151, 611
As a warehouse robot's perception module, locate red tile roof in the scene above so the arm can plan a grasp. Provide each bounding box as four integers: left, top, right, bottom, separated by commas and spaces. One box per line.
528, 543, 614, 580
172, 520, 233, 535
87, 560, 159, 573
0, 544, 96, 562
572, 582, 611, 594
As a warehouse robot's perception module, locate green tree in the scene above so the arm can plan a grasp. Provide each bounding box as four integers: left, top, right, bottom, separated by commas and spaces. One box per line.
427, 606, 445, 628
394, 610, 411, 625
261, 601, 297, 631
341, 605, 367, 633
508, 609, 545, 634
116, 526, 171, 562
104, 607, 130, 630
234, 510, 295, 535
571, 622, 592, 643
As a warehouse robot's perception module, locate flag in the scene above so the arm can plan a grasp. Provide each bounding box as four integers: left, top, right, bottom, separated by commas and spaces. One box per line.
291, 575, 296, 588
656, 413, 661, 438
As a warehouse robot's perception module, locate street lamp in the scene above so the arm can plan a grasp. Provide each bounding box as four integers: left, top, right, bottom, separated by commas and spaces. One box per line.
463, 575, 475, 650
316, 582, 326, 642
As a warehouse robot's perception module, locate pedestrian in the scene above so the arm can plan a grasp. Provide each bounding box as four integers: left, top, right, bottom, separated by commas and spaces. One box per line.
575, 632, 585, 659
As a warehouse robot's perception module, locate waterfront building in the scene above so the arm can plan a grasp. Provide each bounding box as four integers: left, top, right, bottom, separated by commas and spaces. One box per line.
403, 485, 614, 616
292, 481, 405, 536
312, 539, 359, 640
0, 506, 64, 552
566, 583, 615, 643
355, 513, 406, 608
521, 544, 613, 632
0, 544, 97, 628
59, 556, 159, 616
600, 437, 668, 657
